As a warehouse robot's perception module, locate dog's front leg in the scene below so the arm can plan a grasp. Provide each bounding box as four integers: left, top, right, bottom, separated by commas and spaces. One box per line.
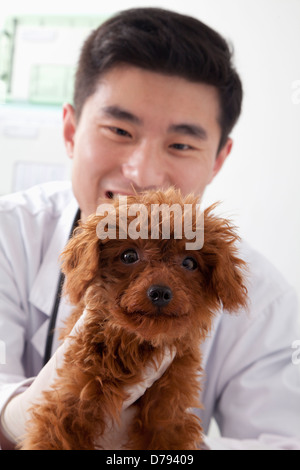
127, 354, 203, 450
20, 368, 110, 450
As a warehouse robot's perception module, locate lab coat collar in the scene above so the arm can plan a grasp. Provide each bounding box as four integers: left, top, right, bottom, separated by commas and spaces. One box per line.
29, 197, 79, 316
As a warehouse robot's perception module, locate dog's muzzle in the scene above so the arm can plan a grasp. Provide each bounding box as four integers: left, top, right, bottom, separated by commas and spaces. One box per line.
147, 285, 173, 307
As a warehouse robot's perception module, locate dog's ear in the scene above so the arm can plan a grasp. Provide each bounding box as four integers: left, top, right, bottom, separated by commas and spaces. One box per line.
60, 215, 101, 305
199, 206, 248, 313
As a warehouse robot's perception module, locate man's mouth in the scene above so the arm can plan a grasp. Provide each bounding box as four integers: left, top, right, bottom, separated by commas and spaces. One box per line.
105, 190, 136, 200
105, 191, 114, 199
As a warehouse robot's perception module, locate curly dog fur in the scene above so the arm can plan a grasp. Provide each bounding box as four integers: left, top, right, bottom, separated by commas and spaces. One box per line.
20, 189, 248, 450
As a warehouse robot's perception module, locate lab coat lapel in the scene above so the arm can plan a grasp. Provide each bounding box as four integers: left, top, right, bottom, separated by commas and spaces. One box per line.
29, 198, 79, 358
201, 310, 223, 370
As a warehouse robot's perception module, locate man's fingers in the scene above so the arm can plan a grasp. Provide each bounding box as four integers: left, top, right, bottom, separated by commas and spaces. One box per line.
122, 347, 176, 409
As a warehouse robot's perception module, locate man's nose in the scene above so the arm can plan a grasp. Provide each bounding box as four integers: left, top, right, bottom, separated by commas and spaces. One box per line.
121, 142, 169, 189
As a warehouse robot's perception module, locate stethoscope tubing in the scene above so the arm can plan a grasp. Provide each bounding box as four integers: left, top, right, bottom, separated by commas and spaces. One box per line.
43, 209, 81, 365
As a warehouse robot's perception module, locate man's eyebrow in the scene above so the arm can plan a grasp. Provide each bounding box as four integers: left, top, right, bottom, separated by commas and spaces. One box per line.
101, 107, 207, 139
168, 123, 208, 140
101, 105, 142, 125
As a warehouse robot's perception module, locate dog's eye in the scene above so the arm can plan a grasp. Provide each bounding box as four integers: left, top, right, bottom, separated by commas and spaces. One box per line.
120, 249, 139, 264
182, 257, 198, 271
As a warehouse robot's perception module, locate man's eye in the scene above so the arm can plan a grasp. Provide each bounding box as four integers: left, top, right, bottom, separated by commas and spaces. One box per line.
120, 249, 139, 264
109, 127, 131, 137
171, 143, 193, 151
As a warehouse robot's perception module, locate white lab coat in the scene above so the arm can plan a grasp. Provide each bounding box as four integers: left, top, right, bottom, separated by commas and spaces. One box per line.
0, 181, 299, 450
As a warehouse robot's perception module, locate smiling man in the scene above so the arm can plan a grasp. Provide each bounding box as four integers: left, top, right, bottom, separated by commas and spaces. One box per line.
64, 61, 232, 222
0, 8, 299, 450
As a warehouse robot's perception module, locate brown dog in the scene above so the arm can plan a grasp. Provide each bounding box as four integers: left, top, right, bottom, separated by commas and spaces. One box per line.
21, 189, 247, 450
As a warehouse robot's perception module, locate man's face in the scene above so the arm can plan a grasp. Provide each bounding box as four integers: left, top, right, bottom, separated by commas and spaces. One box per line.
63, 66, 232, 220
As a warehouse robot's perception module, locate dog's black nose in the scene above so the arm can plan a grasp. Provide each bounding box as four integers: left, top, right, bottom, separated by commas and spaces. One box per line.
147, 285, 173, 307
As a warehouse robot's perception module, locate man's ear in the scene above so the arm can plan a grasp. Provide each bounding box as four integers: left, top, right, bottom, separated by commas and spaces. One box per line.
200, 206, 248, 313
62, 103, 77, 160
60, 216, 101, 305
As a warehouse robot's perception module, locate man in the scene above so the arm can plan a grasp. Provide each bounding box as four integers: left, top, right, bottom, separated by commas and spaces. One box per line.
0, 8, 299, 450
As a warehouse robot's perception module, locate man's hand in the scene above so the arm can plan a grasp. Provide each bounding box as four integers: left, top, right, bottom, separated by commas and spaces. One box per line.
0, 310, 175, 449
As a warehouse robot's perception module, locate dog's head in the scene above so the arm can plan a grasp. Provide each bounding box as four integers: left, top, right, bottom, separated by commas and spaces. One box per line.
61, 188, 248, 345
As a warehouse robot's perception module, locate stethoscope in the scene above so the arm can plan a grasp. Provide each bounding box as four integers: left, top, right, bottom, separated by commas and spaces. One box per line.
43, 208, 81, 365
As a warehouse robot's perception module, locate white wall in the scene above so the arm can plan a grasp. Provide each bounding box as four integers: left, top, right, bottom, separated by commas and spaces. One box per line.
0, 0, 299, 301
